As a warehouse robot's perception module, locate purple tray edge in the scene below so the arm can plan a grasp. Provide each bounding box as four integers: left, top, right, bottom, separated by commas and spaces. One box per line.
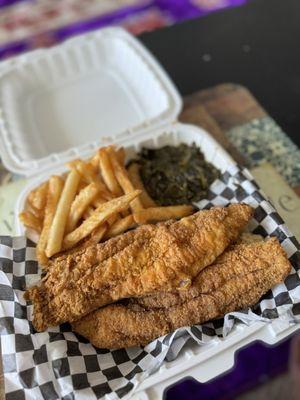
0, 0, 248, 58
165, 330, 300, 400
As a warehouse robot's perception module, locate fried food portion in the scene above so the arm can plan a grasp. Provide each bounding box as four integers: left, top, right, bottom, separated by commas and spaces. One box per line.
72, 237, 291, 349
25, 204, 253, 331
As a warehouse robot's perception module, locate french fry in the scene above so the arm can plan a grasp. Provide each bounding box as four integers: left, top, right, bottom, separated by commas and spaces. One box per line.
127, 163, 156, 208
106, 145, 140, 218
19, 211, 42, 233
100, 191, 114, 201
86, 195, 116, 219
66, 182, 100, 233
77, 180, 87, 193
92, 197, 118, 225
66, 159, 79, 170
62, 190, 141, 250
73, 160, 100, 183
108, 148, 144, 214
84, 203, 118, 224
116, 147, 125, 165
83, 206, 95, 220
89, 153, 100, 172
27, 181, 48, 215
92, 197, 106, 208
104, 214, 135, 239
98, 148, 123, 196
133, 205, 194, 224
46, 169, 81, 257
67, 159, 111, 196
28, 204, 44, 222
106, 145, 125, 164
120, 208, 130, 217
36, 176, 64, 266
86, 224, 107, 246
93, 184, 128, 218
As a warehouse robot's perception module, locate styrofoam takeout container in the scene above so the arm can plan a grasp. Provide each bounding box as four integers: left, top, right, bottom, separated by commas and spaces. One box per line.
0, 27, 298, 398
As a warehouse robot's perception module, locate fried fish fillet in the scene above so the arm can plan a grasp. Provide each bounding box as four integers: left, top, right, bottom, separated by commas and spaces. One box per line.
26, 204, 253, 331
72, 237, 291, 349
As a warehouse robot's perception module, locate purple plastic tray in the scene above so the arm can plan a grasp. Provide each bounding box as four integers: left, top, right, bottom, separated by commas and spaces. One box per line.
166, 334, 298, 399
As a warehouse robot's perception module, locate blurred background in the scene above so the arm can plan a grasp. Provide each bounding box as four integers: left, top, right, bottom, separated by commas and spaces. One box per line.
0, 0, 247, 58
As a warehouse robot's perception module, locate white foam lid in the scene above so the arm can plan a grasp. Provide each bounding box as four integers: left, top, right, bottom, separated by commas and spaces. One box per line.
0, 27, 182, 176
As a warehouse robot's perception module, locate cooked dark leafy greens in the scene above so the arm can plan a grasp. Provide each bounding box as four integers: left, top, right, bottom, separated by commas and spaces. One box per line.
136, 143, 220, 206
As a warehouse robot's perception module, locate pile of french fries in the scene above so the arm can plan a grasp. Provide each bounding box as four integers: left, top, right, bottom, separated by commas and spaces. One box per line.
19, 145, 194, 266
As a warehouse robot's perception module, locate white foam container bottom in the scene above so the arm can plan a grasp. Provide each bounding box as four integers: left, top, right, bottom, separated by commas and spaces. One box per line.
0, 26, 297, 399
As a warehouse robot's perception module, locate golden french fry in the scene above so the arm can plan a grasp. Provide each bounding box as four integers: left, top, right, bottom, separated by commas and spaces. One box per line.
108, 149, 144, 214
104, 214, 135, 239
27, 190, 36, 206
94, 184, 129, 219
73, 160, 99, 183
100, 191, 114, 201
99, 148, 123, 196
46, 169, 81, 257
36, 176, 64, 266
120, 209, 130, 218
19, 211, 42, 233
127, 163, 156, 208
86, 224, 107, 246
91, 197, 118, 225
106, 145, 125, 165
27, 181, 48, 216
83, 206, 95, 220
84, 203, 117, 222
86, 192, 119, 229
107, 213, 119, 227
92, 197, 106, 208
70, 159, 113, 196
133, 205, 194, 224
77, 180, 87, 193
28, 204, 44, 221
107, 149, 141, 218
105, 145, 137, 219
90, 190, 114, 203
116, 147, 125, 165
89, 153, 100, 172
66, 182, 100, 233
62, 190, 141, 250
66, 159, 79, 170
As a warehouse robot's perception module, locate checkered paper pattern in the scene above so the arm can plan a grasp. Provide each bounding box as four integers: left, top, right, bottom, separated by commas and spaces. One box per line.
0, 165, 300, 400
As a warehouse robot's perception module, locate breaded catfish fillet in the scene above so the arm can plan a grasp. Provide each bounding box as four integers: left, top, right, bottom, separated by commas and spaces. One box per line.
72, 237, 291, 349
25, 204, 253, 331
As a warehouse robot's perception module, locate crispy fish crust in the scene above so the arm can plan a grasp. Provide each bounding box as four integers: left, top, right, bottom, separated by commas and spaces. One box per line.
72, 237, 291, 349
25, 204, 253, 331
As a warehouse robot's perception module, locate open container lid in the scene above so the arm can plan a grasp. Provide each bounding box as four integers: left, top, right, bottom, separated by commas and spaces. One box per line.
0, 27, 182, 176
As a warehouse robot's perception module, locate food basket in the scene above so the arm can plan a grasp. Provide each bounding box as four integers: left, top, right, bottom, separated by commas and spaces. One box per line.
0, 27, 299, 400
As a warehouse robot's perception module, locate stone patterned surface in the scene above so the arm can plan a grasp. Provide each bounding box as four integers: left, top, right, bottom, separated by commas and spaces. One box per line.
226, 117, 300, 188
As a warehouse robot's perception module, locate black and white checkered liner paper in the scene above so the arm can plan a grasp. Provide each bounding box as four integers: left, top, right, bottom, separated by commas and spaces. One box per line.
1, 165, 300, 400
